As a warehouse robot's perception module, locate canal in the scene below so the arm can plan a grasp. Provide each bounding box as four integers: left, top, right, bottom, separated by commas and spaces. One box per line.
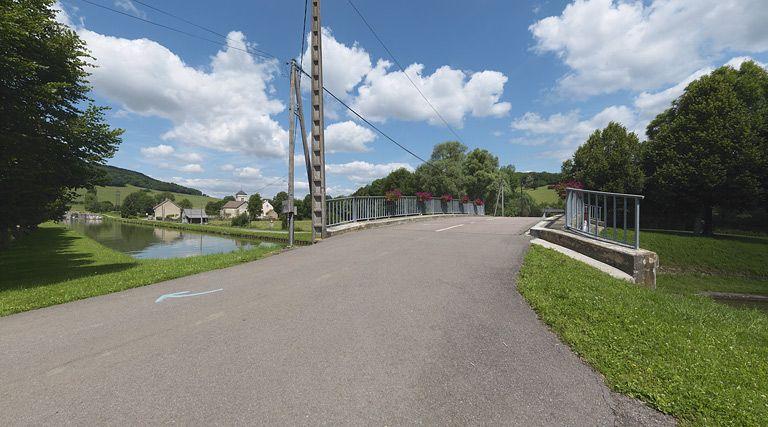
67, 219, 279, 259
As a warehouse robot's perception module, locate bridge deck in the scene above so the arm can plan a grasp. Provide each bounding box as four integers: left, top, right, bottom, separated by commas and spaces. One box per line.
0, 217, 667, 424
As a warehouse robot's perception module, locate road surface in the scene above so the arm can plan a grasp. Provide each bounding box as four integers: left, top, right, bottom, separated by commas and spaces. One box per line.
0, 217, 670, 425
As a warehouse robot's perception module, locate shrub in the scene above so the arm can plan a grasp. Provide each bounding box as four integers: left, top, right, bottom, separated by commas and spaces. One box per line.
551, 180, 584, 200
230, 213, 250, 227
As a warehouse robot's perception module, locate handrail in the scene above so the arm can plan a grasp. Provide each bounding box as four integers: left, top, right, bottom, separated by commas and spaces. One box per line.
326, 196, 484, 227
565, 188, 642, 249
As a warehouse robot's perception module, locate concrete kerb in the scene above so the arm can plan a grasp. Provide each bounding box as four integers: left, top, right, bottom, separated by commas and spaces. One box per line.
325, 214, 474, 238
527, 215, 658, 288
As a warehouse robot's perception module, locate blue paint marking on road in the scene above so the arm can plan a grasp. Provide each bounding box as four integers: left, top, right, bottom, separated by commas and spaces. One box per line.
155, 289, 223, 303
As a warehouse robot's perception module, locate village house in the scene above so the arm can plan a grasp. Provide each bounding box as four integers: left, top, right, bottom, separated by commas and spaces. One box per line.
220, 190, 249, 218
261, 200, 278, 220
182, 209, 209, 224
153, 199, 181, 220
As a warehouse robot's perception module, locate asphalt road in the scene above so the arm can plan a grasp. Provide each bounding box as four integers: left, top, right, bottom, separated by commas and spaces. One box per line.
0, 216, 671, 425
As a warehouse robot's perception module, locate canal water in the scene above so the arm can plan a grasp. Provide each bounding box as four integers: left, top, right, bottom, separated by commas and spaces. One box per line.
67, 219, 278, 259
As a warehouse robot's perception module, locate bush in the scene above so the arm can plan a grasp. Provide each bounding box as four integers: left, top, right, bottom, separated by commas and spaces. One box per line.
230, 213, 250, 227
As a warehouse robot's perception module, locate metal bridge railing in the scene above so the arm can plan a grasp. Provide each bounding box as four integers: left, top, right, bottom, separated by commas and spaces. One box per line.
564, 187, 643, 249
326, 196, 484, 227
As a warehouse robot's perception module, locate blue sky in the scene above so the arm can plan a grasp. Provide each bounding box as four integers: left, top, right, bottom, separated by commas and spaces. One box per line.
56, 0, 768, 198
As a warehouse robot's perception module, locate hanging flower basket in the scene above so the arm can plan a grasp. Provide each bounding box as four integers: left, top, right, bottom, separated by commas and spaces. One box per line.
441, 194, 453, 202
474, 198, 484, 206
415, 191, 432, 202
551, 180, 584, 199
385, 189, 402, 203
460, 195, 470, 204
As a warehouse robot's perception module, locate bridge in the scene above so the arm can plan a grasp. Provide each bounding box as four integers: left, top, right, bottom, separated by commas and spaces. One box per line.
0, 216, 663, 424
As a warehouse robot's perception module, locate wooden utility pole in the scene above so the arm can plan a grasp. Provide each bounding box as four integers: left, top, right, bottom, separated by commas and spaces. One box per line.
309, 0, 326, 239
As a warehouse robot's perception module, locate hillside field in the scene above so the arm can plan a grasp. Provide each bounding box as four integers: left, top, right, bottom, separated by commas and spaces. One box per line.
525, 185, 560, 205
70, 185, 219, 211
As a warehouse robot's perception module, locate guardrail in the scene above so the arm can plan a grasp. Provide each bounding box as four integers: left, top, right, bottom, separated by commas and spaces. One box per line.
564, 187, 643, 249
326, 196, 484, 227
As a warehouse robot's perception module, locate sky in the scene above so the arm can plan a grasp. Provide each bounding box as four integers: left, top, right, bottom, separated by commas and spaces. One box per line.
55, 0, 768, 198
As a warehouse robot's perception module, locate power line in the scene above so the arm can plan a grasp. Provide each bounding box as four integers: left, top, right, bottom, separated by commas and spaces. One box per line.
129, 0, 279, 60
345, 0, 465, 143
294, 65, 442, 173
299, 0, 309, 62
74, 0, 278, 60
75, 0, 441, 173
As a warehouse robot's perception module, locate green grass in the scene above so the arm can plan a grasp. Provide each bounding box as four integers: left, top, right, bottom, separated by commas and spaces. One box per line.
0, 223, 282, 316
518, 245, 768, 425
70, 185, 219, 210
108, 216, 313, 243
525, 185, 560, 205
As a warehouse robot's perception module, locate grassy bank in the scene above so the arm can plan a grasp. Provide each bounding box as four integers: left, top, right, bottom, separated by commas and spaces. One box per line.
208, 218, 313, 233
0, 223, 283, 316
108, 216, 313, 244
525, 185, 560, 205
639, 231, 768, 297
518, 245, 768, 425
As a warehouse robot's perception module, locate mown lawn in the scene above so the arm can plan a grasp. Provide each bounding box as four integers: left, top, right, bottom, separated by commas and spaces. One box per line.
518, 245, 768, 425
0, 223, 282, 316
525, 185, 560, 205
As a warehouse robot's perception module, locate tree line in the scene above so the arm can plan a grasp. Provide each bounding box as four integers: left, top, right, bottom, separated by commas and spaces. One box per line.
561, 61, 768, 235
352, 141, 561, 217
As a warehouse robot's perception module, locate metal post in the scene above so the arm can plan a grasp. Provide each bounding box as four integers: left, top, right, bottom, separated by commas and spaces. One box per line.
603, 194, 607, 238
501, 181, 504, 217
310, 0, 326, 239
612, 196, 617, 240
634, 197, 640, 249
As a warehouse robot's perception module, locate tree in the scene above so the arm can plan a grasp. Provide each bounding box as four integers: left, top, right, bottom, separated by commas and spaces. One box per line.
563, 122, 644, 194
382, 168, 416, 194
271, 191, 288, 215
0, 0, 123, 246
248, 193, 263, 220
296, 193, 312, 219
222, 195, 235, 202
463, 148, 500, 200
177, 198, 193, 209
120, 191, 154, 217
154, 191, 175, 205
83, 192, 100, 212
205, 200, 224, 216
643, 61, 768, 235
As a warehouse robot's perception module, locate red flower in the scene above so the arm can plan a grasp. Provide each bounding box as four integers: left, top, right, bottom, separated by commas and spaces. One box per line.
440, 194, 453, 202
415, 191, 432, 202
474, 198, 484, 206
460, 195, 470, 203
552, 180, 584, 199
385, 189, 402, 202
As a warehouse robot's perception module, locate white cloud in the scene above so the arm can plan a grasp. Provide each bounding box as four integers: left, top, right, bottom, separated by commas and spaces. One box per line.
140, 144, 175, 157
114, 0, 146, 19
73, 24, 287, 158
352, 61, 510, 127
234, 166, 262, 178
171, 176, 287, 198
178, 164, 204, 173
511, 111, 580, 134
530, 0, 768, 96
301, 28, 372, 97
324, 121, 375, 153
301, 28, 510, 128
220, 164, 235, 171
326, 161, 413, 184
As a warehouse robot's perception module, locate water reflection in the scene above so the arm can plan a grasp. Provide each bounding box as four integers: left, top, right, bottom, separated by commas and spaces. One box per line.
66, 220, 275, 259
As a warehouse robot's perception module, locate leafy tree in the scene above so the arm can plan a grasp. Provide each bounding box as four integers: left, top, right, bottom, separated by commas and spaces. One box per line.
83, 192, 100, 212
382, 168, 416, 194
222, 195, 235, 202
154, 191, 175, 205
0, 0, 123, 245
120, 191, 154, 217
97, 200, 114, 212
271, 192, 288, 215
643, 61, 768, 235
463, 148, 500, 199
248, 193, 263, 220
563, 122, 644, 194
205, 200, 225, 216
296, 194, 312, 219
230, 212, 250, 227
177, 198, 193, 210
431, 141, 467, 163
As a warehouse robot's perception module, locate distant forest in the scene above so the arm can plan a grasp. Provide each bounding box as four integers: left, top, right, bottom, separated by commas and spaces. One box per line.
512, 171, 562, 188
96, 165, 204, 196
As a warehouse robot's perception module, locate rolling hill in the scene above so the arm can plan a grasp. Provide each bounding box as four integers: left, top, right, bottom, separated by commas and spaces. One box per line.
96, 165, 203, 196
